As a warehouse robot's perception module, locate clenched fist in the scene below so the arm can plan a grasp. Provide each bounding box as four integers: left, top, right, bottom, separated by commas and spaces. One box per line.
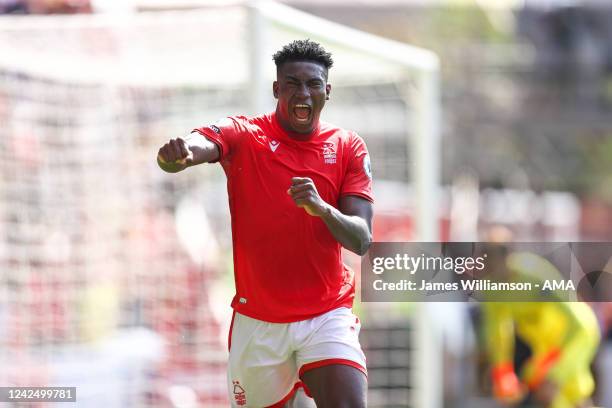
157, 137, 194, 172
287, 177, 330, 217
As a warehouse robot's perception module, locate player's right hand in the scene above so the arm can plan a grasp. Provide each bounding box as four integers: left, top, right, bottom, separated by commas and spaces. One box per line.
491, 363, 526, 405
157, 137, 193, 166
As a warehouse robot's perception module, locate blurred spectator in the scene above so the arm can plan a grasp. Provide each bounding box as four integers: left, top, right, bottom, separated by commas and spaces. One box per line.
25, 0, 91, 14
0, 0, 27, 13
1, 0, 92, 14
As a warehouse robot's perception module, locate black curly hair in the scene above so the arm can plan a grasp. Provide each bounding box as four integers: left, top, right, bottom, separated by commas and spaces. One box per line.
272, 39, 333, 78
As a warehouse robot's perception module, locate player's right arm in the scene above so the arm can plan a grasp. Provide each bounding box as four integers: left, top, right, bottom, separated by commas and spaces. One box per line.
483, 303, 525, 404
157, 133, 220, 173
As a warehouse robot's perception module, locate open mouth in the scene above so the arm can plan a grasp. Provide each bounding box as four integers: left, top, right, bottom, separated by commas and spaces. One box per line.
292, 104, 311, 123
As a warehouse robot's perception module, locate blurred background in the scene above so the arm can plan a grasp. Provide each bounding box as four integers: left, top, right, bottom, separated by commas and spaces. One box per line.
0, 0, 611, 407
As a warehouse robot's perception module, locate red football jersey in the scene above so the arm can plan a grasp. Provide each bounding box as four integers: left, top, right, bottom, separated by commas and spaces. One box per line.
193, 112, 373, 322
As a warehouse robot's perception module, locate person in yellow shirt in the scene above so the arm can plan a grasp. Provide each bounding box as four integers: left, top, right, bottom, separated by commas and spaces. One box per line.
482, 248, 600, 408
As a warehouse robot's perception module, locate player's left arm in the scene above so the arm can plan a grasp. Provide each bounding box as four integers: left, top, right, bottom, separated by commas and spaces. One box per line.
326, 194, 373, 256
288, 177, 372, 255
529, 302, 596, 387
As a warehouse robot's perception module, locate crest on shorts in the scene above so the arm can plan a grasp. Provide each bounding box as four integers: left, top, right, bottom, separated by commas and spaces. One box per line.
232, 380, 247, 406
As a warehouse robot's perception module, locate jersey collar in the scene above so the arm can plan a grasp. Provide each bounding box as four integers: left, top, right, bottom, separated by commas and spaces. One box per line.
270, 111, 321, 142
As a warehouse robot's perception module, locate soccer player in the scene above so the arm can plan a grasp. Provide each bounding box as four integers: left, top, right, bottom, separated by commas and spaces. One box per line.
157, 40, 372, 407
481, 244, 600, 408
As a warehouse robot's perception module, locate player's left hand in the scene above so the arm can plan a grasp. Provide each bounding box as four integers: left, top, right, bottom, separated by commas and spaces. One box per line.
287, 177, 329, 217
532, 379, 559, 406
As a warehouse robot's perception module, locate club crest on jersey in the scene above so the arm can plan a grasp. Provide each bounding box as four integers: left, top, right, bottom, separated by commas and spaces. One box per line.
269, 140, 280, 152
322, 142, 337, 164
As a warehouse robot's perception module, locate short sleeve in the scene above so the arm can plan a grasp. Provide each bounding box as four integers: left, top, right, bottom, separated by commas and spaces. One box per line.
192, 116, 246, 163
340, 133, 374, 202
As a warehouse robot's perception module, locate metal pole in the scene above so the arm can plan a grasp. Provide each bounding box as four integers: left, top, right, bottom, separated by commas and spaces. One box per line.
412, 68, 441, 241
247, 1, 270, 115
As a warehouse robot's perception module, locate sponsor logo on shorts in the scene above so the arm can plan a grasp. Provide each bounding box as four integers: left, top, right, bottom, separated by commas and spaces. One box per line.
232, 381, 246, 406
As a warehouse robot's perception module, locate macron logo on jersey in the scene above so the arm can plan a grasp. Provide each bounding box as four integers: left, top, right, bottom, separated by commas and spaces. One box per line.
269, 140, 280, 152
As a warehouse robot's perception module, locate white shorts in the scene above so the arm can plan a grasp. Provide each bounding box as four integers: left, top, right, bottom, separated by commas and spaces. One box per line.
227, 307, 367, 407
